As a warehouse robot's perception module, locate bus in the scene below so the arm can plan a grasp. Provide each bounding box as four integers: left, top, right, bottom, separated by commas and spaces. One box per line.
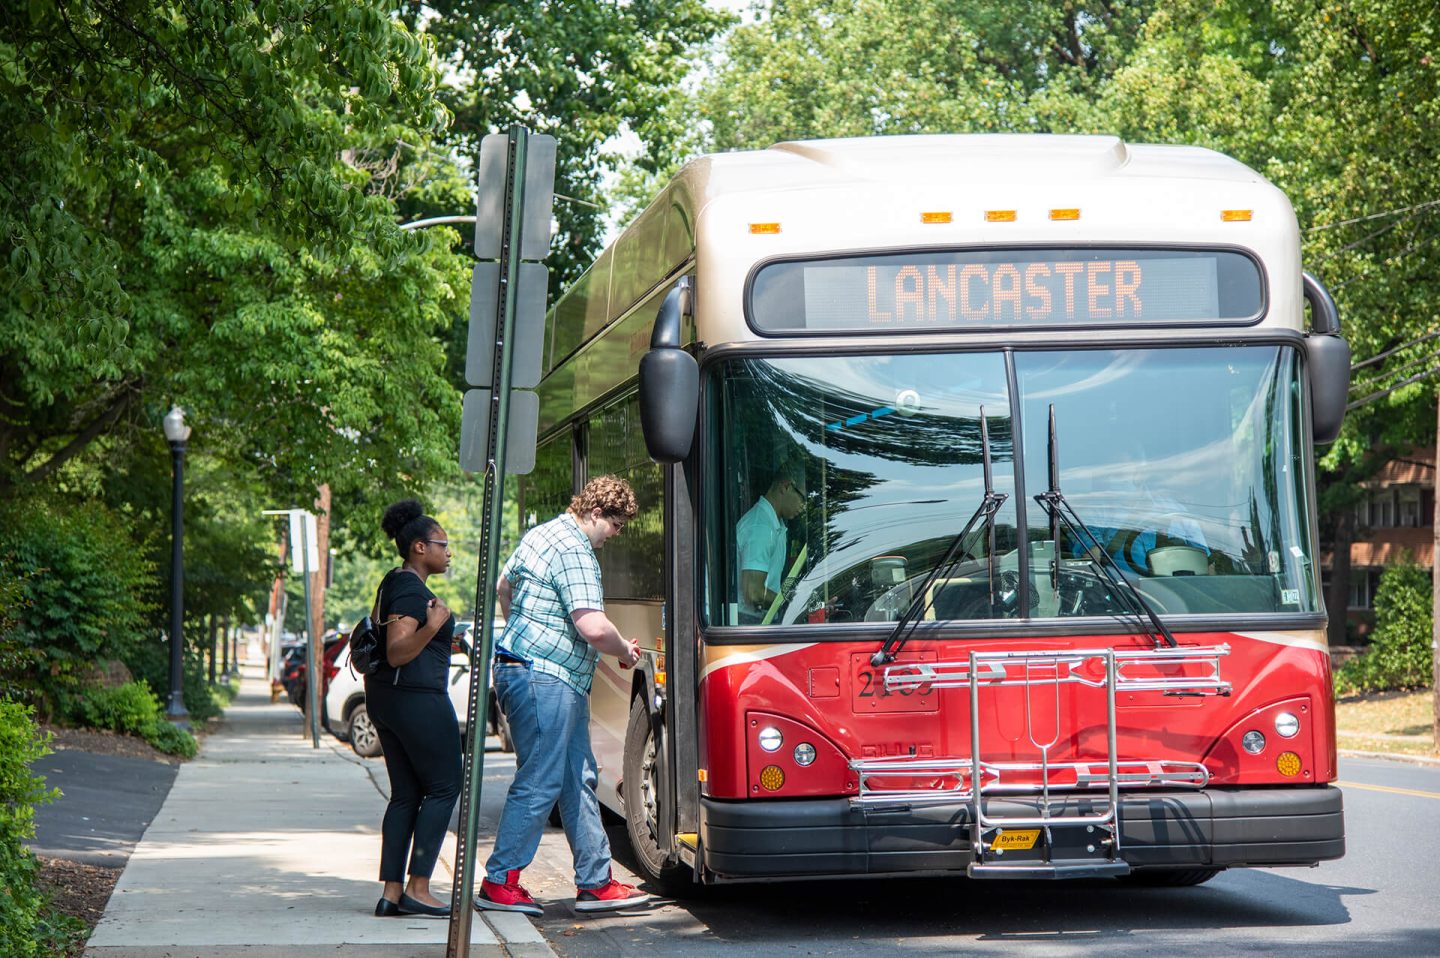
520, 134, 1350, 887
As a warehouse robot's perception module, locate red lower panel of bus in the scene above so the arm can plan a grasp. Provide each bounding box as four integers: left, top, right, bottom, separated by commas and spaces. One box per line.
697, 631, 1335, 801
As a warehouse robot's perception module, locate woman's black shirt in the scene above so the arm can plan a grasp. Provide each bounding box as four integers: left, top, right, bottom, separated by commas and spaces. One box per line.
368, 568, 454, 693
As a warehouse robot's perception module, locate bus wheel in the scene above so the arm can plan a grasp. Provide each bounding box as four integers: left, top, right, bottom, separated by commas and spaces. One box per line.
623, 697, 689, 890
1120, 867, 1222, 887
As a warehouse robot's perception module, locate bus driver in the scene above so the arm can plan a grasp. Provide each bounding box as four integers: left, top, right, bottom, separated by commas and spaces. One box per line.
736, 466, 807, 623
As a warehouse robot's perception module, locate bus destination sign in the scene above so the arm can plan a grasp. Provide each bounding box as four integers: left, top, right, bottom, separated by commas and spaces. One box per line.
749, 248, 1264, 333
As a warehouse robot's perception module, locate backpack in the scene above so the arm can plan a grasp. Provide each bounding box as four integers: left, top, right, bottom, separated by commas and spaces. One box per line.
348, 579, 387, 676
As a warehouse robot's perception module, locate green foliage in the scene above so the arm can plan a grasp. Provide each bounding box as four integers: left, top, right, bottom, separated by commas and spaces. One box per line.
0, 701, 58, 958
405, 0, 730, 289
124, 641, 228, 726
1336, 561, 1434, 694
1, 1, 468, 526
70, 680, 198, 758
143, 719, 199, 760
77, 682, 162, 736
0, 497, 154, 711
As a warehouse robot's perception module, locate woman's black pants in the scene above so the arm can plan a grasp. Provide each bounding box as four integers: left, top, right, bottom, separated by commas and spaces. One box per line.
364, 683, 462, 882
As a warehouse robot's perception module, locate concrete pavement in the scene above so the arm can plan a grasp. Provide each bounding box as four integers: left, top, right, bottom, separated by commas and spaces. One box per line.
83, 658, 556, 958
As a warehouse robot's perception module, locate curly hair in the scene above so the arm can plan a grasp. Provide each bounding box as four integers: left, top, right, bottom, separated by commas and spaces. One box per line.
568, 475, 638, 521
381, 498, 438, 559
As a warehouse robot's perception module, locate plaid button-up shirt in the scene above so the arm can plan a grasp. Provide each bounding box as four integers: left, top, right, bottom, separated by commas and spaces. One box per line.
497, 512, 605, 696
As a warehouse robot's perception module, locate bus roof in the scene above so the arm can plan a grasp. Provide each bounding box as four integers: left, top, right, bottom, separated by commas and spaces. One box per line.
545, 135, 1302, 378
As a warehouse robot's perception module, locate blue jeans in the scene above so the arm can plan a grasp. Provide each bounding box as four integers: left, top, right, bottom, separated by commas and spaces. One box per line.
485, 665, 610, 888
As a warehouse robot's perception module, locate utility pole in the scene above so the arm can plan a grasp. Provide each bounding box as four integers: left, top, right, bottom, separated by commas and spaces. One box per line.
1432, 395, 1439, 747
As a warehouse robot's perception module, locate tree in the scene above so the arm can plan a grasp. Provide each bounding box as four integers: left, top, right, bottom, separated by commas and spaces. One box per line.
1, 1, 469, 517
401, 0, 730, 289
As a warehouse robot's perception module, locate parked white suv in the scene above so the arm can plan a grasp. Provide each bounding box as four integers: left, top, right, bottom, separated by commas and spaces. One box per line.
324, 625, 511, 758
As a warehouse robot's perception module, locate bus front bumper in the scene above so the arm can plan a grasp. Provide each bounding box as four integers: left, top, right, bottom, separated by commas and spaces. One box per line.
699, 786, 1344, 881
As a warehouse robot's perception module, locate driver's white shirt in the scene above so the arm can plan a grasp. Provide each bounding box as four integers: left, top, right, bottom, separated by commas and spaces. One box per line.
736, 496, 786, 598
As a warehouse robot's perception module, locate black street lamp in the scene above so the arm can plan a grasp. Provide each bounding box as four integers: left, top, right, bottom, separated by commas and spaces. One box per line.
163, 405, 191, 725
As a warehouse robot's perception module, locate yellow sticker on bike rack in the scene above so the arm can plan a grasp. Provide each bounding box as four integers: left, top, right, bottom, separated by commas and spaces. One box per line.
992, 829, 1041, 850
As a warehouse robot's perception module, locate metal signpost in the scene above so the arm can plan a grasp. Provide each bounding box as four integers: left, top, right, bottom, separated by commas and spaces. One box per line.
447, 125, 554, 957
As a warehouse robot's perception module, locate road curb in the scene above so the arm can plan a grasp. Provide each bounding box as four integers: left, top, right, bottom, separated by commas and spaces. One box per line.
1339, 747, 1440, 767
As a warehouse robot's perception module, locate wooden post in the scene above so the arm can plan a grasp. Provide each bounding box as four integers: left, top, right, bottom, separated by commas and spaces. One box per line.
1432, 396, 1439, 748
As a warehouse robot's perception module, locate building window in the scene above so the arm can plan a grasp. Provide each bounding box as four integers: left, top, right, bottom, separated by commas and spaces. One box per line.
1399, 487, 1422, 528
1370, 492, 1396, 529
1348, 569, 1375, 610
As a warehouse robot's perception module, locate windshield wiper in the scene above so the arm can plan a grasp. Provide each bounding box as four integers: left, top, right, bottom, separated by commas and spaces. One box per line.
872, 408, 1009, 667
1032, 404, 1177, 649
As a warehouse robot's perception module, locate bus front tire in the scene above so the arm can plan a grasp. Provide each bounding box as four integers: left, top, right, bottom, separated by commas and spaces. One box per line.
622, 697, 690, 892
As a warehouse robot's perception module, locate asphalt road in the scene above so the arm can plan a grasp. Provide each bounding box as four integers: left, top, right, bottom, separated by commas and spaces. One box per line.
531, 756, 1440, 958
28, 751, 179, 868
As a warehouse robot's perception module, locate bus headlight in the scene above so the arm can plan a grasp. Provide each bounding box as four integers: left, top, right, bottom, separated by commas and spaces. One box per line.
758, 726, 783, 752
793, 743, 817, 766
1274, 712, 1300, 738
1242, 730, 1266, 754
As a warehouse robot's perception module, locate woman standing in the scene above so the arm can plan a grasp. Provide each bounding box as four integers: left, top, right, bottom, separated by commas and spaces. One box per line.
370, 499, 461, 918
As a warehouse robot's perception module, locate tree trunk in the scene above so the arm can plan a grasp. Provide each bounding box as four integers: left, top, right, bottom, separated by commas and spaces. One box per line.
1328, 508, 1354, 649
207, 614, 217, 684
1432, 396, 1439, 748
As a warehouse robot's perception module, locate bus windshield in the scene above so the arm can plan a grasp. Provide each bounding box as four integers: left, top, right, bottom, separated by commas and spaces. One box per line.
704, 345, 1318, 628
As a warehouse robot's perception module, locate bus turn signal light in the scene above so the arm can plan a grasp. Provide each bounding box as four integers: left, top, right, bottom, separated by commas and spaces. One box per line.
1049, 208, 1080, 221
984, 210, 1017, 222
759, 765, 786, 791
749, 222, 781, 234
1276, 752, 1302, 776
1222, 209, 1253, 222
920, 211, 952, 224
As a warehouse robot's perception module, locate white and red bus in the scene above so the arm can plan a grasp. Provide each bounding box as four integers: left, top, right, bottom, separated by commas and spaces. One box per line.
521, 135, 1350, 887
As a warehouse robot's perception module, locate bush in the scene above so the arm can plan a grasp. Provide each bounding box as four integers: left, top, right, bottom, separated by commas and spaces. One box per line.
78, 681, 162, 736
0, 701, 58, 958
1336, 561, 1434, 695
68, 680, 198, 757
0, 497, 154, 713
143, 719, 198, 759
124, 637, 232, 725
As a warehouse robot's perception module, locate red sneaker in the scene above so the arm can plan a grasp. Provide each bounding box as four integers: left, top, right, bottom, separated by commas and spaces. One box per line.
574, 871, 652, 914
474, 870, 543, 917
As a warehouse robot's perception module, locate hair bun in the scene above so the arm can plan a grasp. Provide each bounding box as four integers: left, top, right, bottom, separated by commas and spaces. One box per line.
381, 499, 425, 540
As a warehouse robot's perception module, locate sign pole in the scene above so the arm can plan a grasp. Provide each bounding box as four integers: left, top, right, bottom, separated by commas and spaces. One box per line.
300, 513, 320, 749
448, 125, 530, 957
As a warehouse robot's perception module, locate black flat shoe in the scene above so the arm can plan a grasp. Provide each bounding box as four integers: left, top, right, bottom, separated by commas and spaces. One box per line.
374, 897, 402, 917
399, 893, 452, 918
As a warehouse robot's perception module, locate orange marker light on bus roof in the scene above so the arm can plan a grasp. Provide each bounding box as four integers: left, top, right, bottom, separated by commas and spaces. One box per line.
920, 211, 953, 224
1049, 208, 1081, 221
749, 222, 782, 234
984, 210, 1017, 222
1221, 209, 1253, 222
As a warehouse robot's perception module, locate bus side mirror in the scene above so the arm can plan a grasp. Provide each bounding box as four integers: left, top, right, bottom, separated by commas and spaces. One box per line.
640, 277, 698, 463
1303, 272, 1349, 444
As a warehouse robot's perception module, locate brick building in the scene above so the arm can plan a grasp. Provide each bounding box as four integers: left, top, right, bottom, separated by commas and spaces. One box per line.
1324, 448, 1435, 640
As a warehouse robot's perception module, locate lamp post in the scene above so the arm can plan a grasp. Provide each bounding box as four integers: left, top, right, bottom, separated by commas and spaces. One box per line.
163, 405, 191, 726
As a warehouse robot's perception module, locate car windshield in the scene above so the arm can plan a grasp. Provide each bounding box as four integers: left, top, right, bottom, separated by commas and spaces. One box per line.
703, 346, 1317, 628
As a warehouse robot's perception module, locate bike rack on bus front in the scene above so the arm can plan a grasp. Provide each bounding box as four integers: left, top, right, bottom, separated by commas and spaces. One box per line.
848, 645, 1231, 879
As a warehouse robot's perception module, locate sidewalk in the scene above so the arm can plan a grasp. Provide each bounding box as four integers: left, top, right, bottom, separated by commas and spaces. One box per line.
84, 659, 555, 958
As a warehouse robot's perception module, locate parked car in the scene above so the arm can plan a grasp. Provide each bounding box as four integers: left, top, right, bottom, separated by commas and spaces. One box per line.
324, 622, 511, 758
279, 643, 307, 705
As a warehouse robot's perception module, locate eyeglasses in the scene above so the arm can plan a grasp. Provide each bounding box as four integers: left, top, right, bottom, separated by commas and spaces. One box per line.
422, 539, 451, 550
